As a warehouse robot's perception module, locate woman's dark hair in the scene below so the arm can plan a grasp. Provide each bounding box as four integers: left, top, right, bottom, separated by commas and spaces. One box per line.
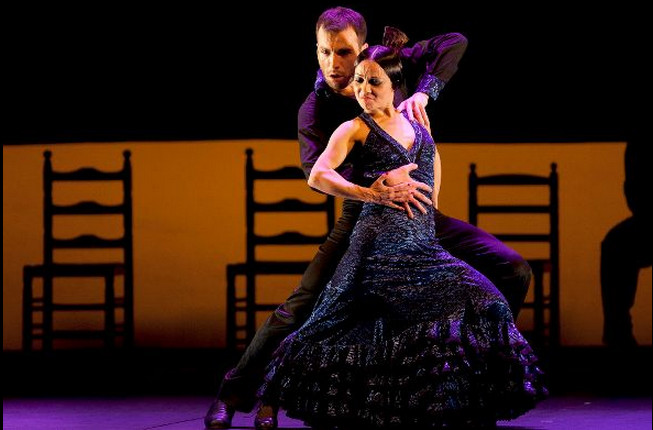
356, 26, 408, 90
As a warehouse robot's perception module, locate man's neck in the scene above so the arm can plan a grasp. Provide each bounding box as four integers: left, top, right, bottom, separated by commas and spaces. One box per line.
333, 84, 356, 99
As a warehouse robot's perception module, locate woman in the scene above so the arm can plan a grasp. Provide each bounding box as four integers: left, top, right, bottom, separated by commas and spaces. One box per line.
258, 42, 546, 429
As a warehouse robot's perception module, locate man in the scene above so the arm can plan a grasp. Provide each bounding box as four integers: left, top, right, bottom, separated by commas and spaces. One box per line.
205, 7, 531, 430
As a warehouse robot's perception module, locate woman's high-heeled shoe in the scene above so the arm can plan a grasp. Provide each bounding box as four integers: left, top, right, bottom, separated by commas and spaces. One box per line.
254, 404, 278, 430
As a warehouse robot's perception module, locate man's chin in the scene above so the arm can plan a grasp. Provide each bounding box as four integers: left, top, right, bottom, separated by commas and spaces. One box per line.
327, 77, 350, 91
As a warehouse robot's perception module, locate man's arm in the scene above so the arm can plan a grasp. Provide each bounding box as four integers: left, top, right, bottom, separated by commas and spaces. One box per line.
403, 32, 468, 99
298, 92, 327, 181
398, 32, 468, 122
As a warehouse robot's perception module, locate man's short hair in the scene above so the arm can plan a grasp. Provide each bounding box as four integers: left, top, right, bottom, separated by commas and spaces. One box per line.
316, 6, 367, 46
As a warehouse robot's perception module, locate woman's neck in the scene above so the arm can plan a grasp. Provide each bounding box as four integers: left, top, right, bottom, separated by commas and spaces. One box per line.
366, 106, 398, 122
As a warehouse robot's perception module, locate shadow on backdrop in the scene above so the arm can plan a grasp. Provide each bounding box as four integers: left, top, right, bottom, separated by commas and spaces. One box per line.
600, 141, 651, 348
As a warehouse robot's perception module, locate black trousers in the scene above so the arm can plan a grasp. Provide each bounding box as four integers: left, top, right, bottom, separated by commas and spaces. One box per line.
601, 215, 652, 347
217, 200, 532, 411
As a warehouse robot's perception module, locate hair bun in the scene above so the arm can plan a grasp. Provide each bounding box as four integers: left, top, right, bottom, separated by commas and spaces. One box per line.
382, 26, 409, 50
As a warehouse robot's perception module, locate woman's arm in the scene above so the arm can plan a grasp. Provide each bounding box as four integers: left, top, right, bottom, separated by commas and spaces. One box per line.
308, 119, 419, 211
307, 120, 369, 200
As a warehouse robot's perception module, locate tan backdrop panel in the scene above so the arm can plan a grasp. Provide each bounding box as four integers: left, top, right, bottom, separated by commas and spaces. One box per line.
3, 141, 650, 349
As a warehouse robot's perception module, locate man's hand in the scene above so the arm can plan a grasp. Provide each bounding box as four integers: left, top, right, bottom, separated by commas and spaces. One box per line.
368, 164, 433, 219
397, 92, 431, 133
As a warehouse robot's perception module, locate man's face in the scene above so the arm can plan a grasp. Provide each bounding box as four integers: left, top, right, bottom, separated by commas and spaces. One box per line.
316, 26, 367, 91
353, 59, 394, 112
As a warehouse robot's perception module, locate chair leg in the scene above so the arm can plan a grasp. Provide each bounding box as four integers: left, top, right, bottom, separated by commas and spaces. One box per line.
226, 266, 236, 350
22, 267, 33, 352
532, 265, 545, 347
245, 271, 256, 345
123, 269, 134, 348
42, 273, 53, 351
550, 276, 561, 348
104, 273, 116, 348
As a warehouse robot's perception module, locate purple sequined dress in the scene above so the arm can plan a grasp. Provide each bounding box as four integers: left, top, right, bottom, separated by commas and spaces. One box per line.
259, 112, 547, 428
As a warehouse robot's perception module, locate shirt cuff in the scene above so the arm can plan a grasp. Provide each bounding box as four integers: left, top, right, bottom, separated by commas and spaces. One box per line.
415, 75, 446, 101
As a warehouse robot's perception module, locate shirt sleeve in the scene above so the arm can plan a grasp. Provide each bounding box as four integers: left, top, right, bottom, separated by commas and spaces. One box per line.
298, 92, 327, 180
400, 32, 468, 101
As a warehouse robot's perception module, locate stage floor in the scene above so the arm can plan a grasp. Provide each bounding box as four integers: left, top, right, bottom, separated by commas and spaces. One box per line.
3, 395, 651, 430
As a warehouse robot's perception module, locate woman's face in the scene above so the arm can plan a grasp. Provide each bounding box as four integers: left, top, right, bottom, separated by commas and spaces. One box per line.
353, 59, 394, 113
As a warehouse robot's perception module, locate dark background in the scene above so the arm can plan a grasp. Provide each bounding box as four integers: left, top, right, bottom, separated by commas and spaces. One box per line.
5, 2, 644, 144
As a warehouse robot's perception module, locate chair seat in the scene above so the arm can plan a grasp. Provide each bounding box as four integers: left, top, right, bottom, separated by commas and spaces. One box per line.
23, 262, 126, 350
227, 261, 311, 275
25, 263, 124, 278
525, 258, 552, 272
227, 262, 311, 317
31, 329, 125, 340
32, 299, 126, 311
